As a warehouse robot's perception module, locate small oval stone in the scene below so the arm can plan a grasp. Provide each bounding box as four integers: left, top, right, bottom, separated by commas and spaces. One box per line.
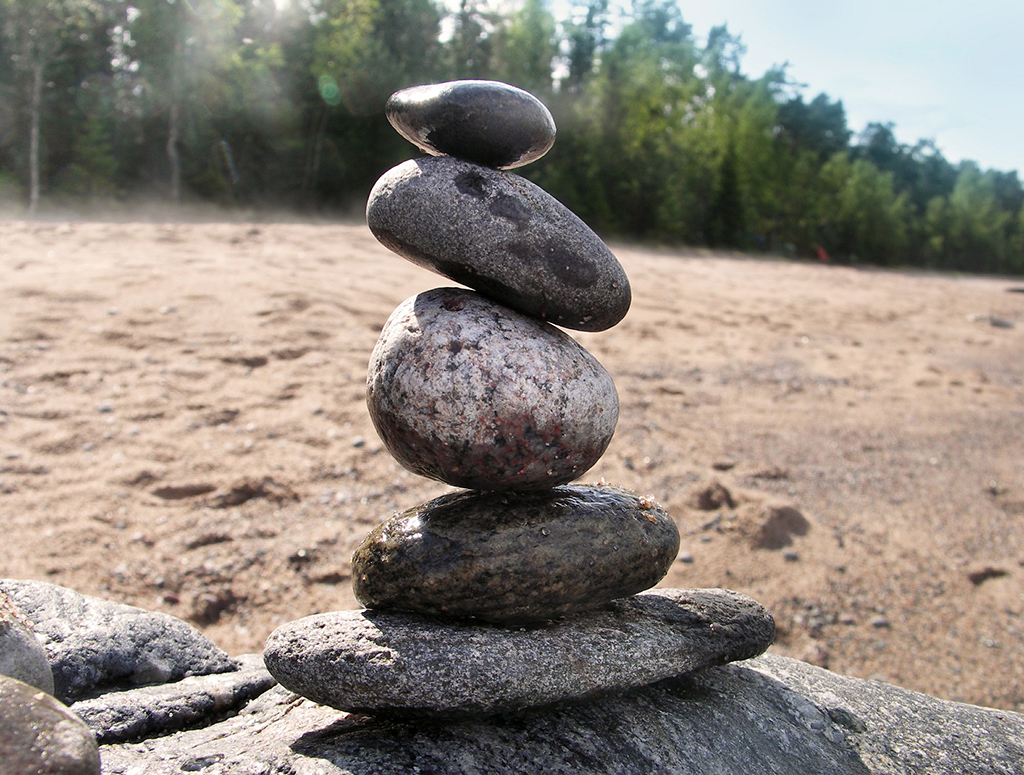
367, 156, 631, 331
367, 288, 618, 490
386, 80, 556, 169
352, 485, 680, 624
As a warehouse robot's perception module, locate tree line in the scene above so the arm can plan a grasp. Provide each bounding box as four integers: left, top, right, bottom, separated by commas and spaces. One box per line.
1, 0, 1022, 274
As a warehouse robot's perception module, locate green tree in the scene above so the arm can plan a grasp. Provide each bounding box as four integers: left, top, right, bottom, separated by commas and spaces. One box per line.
816, 153, 910, 264
491, 0, 557, 94
445, 0, 498, 79
777, 93, 851, 162
0, 0, 107, 214
925, 164, 1014, 273
562, 0, 608, 93
305, 0, 441, 203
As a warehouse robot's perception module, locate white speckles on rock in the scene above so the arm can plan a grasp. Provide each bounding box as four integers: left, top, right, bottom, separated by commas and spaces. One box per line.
366, 288, 618, 490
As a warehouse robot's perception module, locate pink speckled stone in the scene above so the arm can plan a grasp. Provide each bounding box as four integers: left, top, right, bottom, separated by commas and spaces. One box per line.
366, 288, 618, 490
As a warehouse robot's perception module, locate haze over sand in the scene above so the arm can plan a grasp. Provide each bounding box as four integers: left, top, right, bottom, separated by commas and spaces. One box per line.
1, 219, 1022, 710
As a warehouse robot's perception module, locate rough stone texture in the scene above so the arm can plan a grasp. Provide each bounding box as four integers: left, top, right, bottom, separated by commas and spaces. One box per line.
264, 588, 774, 717
99, 654, 1024, 774
367, 157, 630, 331
0, 579, 237, 703
0, 587, 55, 694
366, 288, 618, 490
352, 485, 680, 623
386, 80, 556, 169
750, 654, 1024, 774
0, 675, 101, 775
71, 653, 276, 744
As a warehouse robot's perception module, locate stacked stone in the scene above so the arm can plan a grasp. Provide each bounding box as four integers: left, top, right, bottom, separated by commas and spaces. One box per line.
264, 81, 774, 717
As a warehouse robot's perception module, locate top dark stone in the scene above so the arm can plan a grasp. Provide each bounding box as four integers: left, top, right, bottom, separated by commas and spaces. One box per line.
386, 80, 556, 169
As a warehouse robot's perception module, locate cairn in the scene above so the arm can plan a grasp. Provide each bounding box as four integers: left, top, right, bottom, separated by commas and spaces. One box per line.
264, 81, 774, 717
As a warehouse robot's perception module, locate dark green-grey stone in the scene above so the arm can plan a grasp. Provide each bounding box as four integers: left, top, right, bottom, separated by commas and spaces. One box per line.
352, 484, 680, 624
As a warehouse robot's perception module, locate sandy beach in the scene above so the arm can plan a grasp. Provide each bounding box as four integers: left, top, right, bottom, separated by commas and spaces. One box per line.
1, 219, 1021, 710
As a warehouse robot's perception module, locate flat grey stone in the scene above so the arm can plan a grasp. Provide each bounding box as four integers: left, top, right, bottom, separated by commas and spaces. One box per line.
0, 579, 237, 703
71, 653, 276, 744
263, 588, 774, 717
386, 80, 556, 169
0, 675, 100, 775
352, 485, 680, 624
367, 157, 630, 331
0, 588, 55, 693
98, 654, 1024, 774
367, 288, 618, 490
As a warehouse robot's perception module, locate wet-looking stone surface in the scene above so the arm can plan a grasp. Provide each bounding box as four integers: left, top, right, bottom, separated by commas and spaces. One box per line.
385, 80, 556, 170
352, 484, 680, 623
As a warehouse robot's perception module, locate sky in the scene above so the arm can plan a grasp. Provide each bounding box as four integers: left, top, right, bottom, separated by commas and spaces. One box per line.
670, 0, 1023, 175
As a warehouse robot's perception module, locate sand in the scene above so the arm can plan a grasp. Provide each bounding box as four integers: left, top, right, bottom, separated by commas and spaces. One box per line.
1, 219, 1021, 710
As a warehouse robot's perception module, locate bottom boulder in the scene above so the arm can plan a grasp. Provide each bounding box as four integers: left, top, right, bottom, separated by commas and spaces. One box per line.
98, 653, 1024, 775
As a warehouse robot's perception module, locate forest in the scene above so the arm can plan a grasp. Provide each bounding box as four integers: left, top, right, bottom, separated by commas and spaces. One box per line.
1, 0, 1022, 274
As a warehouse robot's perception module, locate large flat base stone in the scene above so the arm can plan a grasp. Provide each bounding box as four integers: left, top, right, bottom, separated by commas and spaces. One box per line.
98, 654, 1024, 774
263, 588, 775, 716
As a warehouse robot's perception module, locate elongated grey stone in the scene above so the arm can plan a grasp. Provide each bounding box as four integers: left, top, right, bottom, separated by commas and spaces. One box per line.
352, 485, 680, 624
0, 589, 54, 694
366, 288, 618, 490
0, 579, 237, 703
263, 588, 775, 717
386, 80, 556, 169
0, 675, 100, 775
367, 156, 630, 331
70, 654, 276, 744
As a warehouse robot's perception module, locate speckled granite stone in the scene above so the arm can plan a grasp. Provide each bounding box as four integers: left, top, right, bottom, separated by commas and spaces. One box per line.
366, 288, 618, 490
386, 80, 556, 169
352, 485, 680, 623
263, 588, 775, 717
366, 156, 630, 331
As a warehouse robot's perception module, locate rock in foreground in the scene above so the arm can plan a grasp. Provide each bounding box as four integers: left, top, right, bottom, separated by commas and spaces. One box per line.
0, 589, 55, 694
366, 288, 618, 490
99, 653, 1024, 775
367, 157, 631, 331
0, 675, 100, 775
0, 579, 237, 703
352, 485, 680, 623
264, 588, 773, 717
71, 653, 276, 744
386, 80, 556, 169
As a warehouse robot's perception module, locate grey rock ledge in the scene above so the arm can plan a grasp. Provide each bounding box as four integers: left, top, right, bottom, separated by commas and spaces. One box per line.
0, 579, 237, 703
